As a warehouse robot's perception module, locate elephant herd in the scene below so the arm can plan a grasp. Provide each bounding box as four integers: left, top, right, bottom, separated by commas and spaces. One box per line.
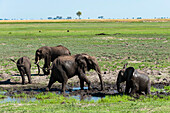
11, 45, 151, 95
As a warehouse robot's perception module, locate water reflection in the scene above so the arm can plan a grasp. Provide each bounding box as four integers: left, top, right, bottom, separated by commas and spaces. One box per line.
71, 95, 102, 102
72, 87, 88, 91
0, 97, 36, 103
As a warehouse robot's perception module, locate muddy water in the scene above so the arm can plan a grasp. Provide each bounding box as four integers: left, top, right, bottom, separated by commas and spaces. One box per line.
0, 83, 169, 103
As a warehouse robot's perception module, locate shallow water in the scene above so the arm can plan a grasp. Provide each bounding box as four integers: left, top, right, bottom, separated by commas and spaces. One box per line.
0, 97, 36, 103
71, 95, 102, 102
72, 87, 88, 91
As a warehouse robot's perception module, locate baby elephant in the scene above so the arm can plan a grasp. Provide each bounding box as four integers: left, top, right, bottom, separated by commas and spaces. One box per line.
11, 56, 32, 85
116, 63, 151, 95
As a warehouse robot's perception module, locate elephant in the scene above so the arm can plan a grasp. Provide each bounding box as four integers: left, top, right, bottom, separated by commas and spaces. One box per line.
34, 45, 71, 75
116, 63, 151, 95
46, 53, 103, 94
11, 56, 31, 85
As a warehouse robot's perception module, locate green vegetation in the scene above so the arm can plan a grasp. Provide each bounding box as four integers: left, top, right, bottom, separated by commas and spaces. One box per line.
164, 86, 170, 92
0, 94, 6, 99
0, 22, 169, 74
0, 93, 169, 112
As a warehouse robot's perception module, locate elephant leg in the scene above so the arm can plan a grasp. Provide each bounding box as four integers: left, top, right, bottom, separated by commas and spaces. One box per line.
37, 64, 40, 75
19, 71, 25, 85
43, 57, 51, 75
47, 76, 56, 91
77, 75, 84, 90
26, 70, 32, 84
80, 79, 84, 90
42, 65, 48, 75
60, 71, 68, 94
145, 83, 151, 95
62, 81, 67, 94
79, 73, 91, 90
130, 82, 138, 96
42, 67, 50, 75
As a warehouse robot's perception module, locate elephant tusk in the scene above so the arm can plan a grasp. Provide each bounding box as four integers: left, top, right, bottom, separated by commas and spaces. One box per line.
35, 59, 39, 64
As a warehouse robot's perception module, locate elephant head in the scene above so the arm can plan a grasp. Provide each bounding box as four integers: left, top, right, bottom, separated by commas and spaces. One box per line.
35, 49, 43, 65
35, 46, 52, 63
116, 63, 128, 92
117, 63, 135, 93
34, 47, 51, 75
76, 53, 103, 90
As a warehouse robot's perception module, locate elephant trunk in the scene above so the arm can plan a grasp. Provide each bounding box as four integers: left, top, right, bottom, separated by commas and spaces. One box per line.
34, 57, 39, 65
116, 81, 121, 93
95, 65, 103, 90
35, 56, 40, 75
116, 72, 124, 93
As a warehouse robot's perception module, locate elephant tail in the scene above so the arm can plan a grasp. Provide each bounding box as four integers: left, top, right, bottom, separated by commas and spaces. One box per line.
10, 59, 16, 63
10, 59, 25, 67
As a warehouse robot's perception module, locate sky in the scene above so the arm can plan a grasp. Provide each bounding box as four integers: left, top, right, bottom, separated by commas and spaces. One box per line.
0, 0, 170, 20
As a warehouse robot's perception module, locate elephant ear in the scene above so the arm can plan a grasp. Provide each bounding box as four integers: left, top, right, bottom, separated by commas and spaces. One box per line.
82, 54, 97, 68
124, 67, 135, 80
118, 70, 125, 80
36, 49, 42, 55
75, 54, 88, 73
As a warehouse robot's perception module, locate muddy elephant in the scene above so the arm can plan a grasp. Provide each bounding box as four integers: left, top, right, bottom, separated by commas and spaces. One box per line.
34, 45, 71, 75
11, 56, 31, 85
46, 53, 103, 93
116, 63, 151, 95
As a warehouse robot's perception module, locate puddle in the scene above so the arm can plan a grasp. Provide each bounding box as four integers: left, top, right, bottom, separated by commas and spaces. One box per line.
72, 87, 88, 91
0, 91, 6, 95
0, 97, 36, 103
70, 87, 104, 101
71, 95, 102, 102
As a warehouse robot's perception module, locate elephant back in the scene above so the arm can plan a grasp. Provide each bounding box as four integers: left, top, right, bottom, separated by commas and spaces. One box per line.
50, 45, 71, 61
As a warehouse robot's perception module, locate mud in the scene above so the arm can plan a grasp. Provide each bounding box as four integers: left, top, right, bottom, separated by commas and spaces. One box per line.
0, 80, 169, 102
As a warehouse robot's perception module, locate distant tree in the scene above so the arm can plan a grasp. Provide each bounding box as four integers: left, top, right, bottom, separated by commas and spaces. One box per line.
54, 16, 62, 19
76, 11, 82, 19
137, 17, 142, 19
48, 17, 52, 19
58, 16, 62, 19
98, 16, 104, 19
66, 17, 72, 19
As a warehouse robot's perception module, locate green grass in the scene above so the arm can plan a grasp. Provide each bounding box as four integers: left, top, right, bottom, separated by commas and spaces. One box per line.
0, 93, 169, 112
0, 22, 169, 74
